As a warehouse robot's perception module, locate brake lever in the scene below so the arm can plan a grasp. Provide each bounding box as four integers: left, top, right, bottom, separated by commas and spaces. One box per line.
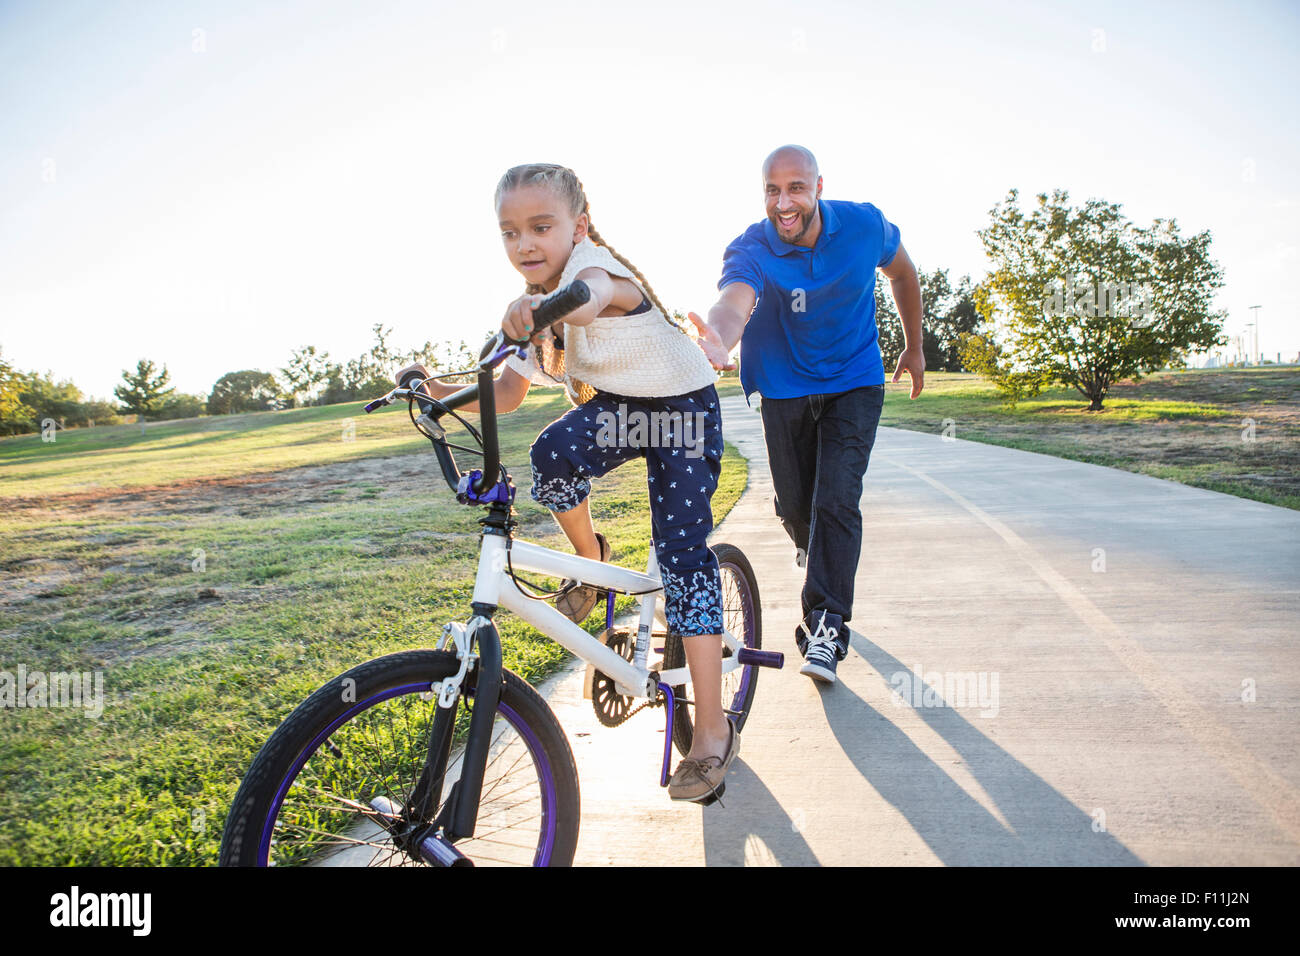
477, 331, 529, 372
415, 411, 446, 440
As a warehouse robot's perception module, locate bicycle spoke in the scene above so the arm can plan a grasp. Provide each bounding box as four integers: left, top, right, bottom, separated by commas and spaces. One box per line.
261, 681, 552, 867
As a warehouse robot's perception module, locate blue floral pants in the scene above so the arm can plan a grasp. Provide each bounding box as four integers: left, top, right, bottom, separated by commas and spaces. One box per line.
529, 384, 724, 637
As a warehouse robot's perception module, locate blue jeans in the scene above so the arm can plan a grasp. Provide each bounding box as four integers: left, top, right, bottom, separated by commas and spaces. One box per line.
759, 384, 885, 656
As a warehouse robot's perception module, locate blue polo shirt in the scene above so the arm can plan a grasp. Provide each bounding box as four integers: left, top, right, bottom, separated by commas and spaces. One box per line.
718, 199, 901, 402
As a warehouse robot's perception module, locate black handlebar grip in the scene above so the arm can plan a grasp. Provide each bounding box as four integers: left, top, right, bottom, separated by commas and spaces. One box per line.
398, 371, 437, 415
528, 280, 591, 335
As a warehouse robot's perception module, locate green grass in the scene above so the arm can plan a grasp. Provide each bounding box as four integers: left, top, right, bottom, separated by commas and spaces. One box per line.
0, 387, 749, 866
879, 367, 1300, 510
0, 402, 446, 499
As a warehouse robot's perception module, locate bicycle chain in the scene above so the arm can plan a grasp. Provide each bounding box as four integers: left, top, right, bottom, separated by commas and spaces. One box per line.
597, 694, 662, 727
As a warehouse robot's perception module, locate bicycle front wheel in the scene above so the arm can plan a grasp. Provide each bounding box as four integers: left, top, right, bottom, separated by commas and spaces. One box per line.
664, 542, 763, 757
220, 650, 580, 867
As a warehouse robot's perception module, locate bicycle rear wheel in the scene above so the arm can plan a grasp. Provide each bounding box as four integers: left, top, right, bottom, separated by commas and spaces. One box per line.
664, 542, 762, 757
220, 650, 579, 867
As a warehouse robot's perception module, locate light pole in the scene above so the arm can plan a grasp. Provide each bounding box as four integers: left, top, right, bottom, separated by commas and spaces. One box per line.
1244, 323, 1254, 366
1249, 304, 1262, 364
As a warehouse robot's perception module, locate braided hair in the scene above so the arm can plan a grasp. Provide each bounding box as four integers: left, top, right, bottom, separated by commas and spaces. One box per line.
494, 163, 683, 403
493, 164, 680, 328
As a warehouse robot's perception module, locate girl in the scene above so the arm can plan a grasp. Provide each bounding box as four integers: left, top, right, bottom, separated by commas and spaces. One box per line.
397, 164, 736, 803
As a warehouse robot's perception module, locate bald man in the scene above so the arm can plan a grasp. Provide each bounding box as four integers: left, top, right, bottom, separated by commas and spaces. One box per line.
689, 145, 924, 684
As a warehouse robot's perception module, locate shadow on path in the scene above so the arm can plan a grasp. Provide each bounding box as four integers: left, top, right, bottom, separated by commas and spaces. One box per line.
700, 759, 821, 866
806, 631, 1145, 865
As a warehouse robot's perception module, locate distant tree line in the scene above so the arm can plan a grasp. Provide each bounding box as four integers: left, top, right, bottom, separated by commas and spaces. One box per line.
875, 268, 980, 373
3, 187, 1229, 434
0, 328, 476, 436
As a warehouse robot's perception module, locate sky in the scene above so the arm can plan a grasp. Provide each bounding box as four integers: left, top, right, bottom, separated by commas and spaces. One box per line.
1, 0, 1298, 398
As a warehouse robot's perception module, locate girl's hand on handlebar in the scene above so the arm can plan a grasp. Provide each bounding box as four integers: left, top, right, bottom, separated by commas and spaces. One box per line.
502, 294, 544, 342
394, 362, 429, 386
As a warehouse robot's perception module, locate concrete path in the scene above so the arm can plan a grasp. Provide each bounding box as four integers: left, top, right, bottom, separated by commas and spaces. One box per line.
539, 394, 1300, 866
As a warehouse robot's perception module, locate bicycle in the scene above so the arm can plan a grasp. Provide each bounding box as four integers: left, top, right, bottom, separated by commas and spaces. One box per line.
219, 280, 783, 867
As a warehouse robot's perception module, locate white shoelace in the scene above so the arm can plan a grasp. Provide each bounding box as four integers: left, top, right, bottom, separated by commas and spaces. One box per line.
802, 611, 839, 665
805, 638, 837, 666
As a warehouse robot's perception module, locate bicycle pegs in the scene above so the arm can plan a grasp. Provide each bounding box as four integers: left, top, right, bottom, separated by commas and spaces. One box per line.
456, 469, 515, 507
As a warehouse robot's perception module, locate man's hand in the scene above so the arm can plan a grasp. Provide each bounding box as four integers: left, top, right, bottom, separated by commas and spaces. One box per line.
686, 311, 738, 371
891, 346, 925, 399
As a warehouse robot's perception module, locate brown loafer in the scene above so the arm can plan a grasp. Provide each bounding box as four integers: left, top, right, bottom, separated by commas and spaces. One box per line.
667, 720, 740, 804
555, 533, 611, 623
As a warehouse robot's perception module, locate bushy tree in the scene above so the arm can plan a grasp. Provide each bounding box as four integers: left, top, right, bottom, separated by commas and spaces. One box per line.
975, 189, 1226, 409
957, 331, 1053, 407
20, 375, 84, 426
0, 349, 125, 433
0, 349, 33, 434
207, 370, 282, 415
77, 399, 122, 427
157, 392, 207, 420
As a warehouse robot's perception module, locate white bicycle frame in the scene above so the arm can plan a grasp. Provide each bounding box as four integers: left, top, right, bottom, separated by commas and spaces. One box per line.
469, 534, 745, 700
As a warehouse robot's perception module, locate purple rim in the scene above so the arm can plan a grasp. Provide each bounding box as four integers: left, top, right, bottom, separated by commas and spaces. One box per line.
258, 682, 557, 866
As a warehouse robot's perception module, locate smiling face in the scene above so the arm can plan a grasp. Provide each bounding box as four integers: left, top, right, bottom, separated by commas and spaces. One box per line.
763, 147, 823, 247
497, 184, 587, 292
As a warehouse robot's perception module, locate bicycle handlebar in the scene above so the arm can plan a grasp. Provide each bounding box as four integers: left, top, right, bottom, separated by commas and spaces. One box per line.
366, 279, 593, 498
520, 279, 592, 340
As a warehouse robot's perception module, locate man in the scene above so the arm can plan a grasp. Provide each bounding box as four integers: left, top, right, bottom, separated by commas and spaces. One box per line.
689, 145, 924, 684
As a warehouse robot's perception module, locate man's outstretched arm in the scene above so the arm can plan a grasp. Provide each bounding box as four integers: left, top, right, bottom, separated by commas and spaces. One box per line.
687, 282, 758, 371
881, 243, 925, 399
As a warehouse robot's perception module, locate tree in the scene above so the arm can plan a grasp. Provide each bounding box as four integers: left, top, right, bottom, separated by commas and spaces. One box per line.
157, 392, 207, 420
316, 324, 432, 405
347, 324, 403, 398
279, 345, 331, 407
0, 349, 33, 434
957, 332, 1053, 407
875, 281, 905, 371
874, 268, 979, 373
114, 359, 175, 419
207, 370, 282, 415
406, 337, 479, 385
976, 189, 1226, 409
923, 273, 980, 372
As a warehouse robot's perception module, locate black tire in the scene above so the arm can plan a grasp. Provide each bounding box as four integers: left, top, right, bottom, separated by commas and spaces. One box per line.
220, 649, 580, 867
663, 542, 762, 757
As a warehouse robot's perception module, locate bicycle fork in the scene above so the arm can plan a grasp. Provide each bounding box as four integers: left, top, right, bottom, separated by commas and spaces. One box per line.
383, 605, 501, 866
445, 605, 503, 842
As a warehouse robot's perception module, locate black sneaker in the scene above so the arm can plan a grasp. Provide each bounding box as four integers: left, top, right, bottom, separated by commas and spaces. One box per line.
797, 610, 843, 684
